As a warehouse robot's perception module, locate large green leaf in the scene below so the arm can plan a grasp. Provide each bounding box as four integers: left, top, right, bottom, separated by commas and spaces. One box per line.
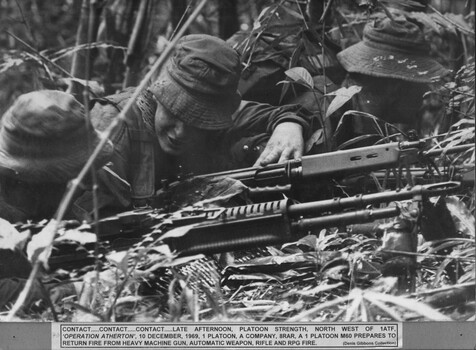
284, 67, 314, 89
325, 85, 362, 119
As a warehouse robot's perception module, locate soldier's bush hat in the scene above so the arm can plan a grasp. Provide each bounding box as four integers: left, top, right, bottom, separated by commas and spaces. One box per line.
337, 17, 450, 83
0, 90, 113, 183
150, 34, 242, 130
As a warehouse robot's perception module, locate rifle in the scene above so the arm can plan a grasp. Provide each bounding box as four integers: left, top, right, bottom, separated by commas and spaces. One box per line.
196, 141, 473, 196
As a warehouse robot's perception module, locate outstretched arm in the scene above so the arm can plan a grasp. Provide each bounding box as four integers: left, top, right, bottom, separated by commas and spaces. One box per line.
253, 122, 304, 166
229, 101, 311, 166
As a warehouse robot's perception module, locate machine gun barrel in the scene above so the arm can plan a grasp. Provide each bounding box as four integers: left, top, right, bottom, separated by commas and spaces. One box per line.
288, 181, 460, 216
159, 181, 459, 257
161, 203, 400, 257
47, 181, 460, 268
294, 207, 398, 231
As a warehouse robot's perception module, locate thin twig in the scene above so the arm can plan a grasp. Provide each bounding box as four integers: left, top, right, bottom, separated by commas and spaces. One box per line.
13, 0, 37, 49
408, 281, 475, 297
105, 258, 140, 321
379, 4, 395, 22
293, 0, 309, 30
319, 0, 332, 151
68, 0, 90, 95
319, 0, 334, 23
5, 31, 73, 79
169, 1, 194, 41
6, 261, 41, 320
428, 4, 475, 37
38, 278, 58, 322
82, 0, 102, 307
381, 249, 475, 262
123, 0, 149, 88
49, 42, 126, 63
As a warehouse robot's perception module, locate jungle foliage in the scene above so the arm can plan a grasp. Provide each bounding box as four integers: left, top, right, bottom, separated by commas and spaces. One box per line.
0, 0, 474, 323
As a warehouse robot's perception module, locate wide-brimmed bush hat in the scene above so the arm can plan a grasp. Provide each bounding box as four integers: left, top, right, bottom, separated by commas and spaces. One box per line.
0, 90, 113, 183
150, 34, 242, 130
337, 17, 450, 83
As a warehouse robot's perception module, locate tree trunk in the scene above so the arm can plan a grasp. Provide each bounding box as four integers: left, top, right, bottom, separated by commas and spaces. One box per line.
122, 0, 171, 87
218, 0, 239, 40
122, 0, 149, 88
68, 0, 104, 97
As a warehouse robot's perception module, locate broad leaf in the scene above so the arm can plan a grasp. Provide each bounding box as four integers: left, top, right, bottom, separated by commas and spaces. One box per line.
59, 77, 104, 96
325, 85, 362, 118
26, 219, 58, 267
364, 290, 452, 321
280, 6, 304, 21
334, 110, 384, 137
296, 282, 344, 296
54, 229, 96, 245
0, 218, 29, 251
284, 67, 314, 89
445, 196, 475, 237
305, 128, 324, 153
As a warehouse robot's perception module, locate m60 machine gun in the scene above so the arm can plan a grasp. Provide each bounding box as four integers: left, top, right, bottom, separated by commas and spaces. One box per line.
46, 181, 458, 268
157, 181, 459, 257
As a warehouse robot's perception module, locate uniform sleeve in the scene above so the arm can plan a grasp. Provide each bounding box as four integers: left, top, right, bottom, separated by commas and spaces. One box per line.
214, 101, 312, 169
230, 100, 313, 139
72, 101, 135, 219
90, 101, 132, 186
71, 167, 132, 221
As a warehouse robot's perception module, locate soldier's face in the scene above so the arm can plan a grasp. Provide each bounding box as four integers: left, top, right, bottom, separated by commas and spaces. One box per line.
154, 102, 206, 156
346, 73, 428, 128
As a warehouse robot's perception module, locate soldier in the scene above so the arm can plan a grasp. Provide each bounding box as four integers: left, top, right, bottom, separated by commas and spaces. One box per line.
0, 90, 128, 222
336, 16, 450, 143
0, 91, 121, 311
91, 34, 312, 208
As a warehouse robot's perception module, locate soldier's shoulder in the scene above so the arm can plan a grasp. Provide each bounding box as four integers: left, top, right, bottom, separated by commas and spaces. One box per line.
90, 88, 135, 131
